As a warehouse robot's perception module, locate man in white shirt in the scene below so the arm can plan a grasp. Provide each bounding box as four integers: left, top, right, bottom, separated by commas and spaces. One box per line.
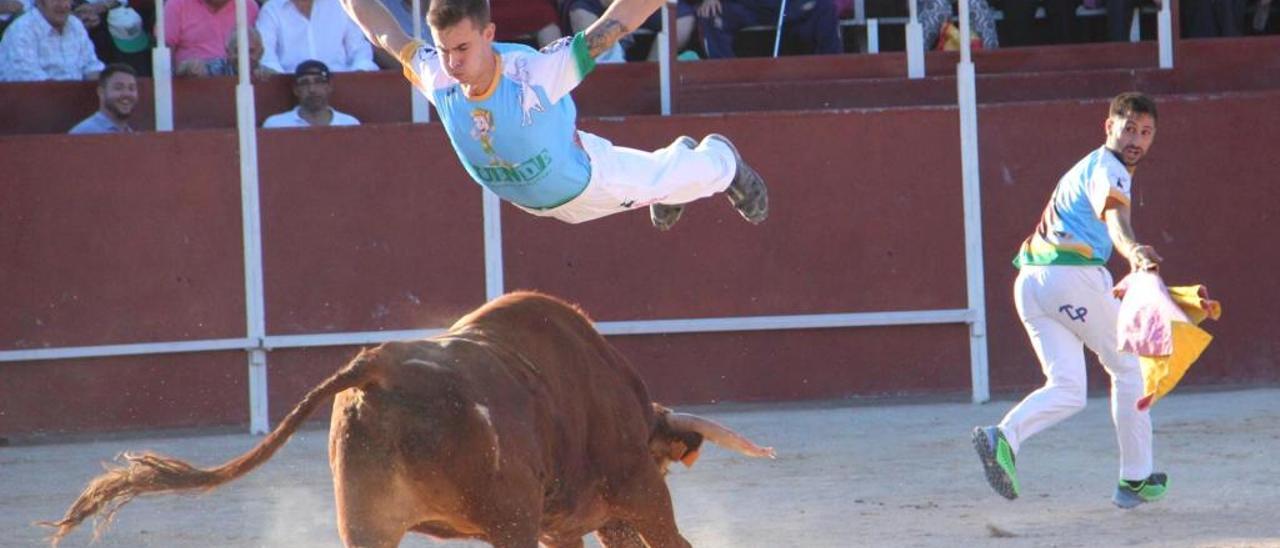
0, 0, 103, 81
256, 0, 376, 73
263, 59, 361, 128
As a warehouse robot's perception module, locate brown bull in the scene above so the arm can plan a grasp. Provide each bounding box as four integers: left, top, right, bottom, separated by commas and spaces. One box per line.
43, 291, 774, 547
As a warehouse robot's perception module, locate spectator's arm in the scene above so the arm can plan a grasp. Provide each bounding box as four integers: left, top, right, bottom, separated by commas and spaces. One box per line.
76, 20, 105, 79
175, 58, 209, 76
251, 64, 277, 82
344, 21, 379, 71
81, 0, 124, 16
584, 0, 666, 58
73, 4, 101, 29
0, 0, 26, 16
255, 8, 285, 73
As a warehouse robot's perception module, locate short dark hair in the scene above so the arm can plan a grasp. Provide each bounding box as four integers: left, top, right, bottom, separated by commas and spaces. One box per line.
98, 63, 137, 88
1109, 92, 1157, 121
427, 0, 489, 31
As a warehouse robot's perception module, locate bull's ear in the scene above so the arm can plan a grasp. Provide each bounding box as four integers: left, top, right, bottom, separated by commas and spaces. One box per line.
663, 439, 701, 468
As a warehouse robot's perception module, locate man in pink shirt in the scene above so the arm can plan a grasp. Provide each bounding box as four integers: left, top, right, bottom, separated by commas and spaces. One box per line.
165, 0, 259, 64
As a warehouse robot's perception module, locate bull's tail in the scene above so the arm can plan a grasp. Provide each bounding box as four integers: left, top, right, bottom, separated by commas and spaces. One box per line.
39, 347, 389, 546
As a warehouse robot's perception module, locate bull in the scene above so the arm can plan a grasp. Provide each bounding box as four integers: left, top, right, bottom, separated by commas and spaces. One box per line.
43, 291, 774, 547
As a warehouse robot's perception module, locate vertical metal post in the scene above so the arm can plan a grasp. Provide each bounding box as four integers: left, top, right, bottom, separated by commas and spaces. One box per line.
906, 0, 924, 78
1129, 6, 1141, 42
235, 0, 270, 433
482, 190, 504, 301
1157, 0, 1173, 68
867, 18, 880, 54
410, 0, 431, 122
152, 0, 173, 131
772, 0, 789, 57
659, 2, 672, 116
956, 0, 989, 403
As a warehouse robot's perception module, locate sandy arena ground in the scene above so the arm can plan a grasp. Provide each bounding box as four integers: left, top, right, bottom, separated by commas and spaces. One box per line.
3, 387, 1278, 548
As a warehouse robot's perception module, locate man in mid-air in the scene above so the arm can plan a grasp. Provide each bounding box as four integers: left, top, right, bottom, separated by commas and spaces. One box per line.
339, 0, 768, 230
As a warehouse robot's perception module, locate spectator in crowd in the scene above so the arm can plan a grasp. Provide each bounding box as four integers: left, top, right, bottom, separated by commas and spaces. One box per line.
1182, 0, 1245, 36
256, 0, 377, 73
1254, 0, 1272, 31
565, 0, 696, 61
70, 0, 123, 33
262, 59, 360, 127
1106, 0, 1156, 41
69, 62, 137, 133
165, 0, 258, 66
490, 0, 561, 48
696, 0, 843, 58
1003, 0, 1075, 45
175, 26, 277, 79
77, 2, 153, 75
1, 0, 33, 37
0, 0, 104, 81
918, 0, 998, 49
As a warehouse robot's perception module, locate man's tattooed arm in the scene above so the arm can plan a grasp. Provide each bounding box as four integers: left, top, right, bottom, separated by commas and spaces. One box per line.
585, 18, 631, 59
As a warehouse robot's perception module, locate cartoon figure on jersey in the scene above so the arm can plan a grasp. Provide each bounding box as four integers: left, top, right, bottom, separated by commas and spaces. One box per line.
470, 108, 512, 168
511, 58, 544, 126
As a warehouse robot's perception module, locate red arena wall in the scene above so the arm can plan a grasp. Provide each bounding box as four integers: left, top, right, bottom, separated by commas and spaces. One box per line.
1, 87, 1276, 437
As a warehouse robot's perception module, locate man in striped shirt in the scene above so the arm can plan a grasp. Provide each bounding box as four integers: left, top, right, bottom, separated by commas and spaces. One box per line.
0, 0, 103, 81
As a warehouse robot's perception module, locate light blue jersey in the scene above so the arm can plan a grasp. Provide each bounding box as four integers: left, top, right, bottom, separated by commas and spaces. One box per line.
1014, 146, 1134, 268
399, 33, 597, 209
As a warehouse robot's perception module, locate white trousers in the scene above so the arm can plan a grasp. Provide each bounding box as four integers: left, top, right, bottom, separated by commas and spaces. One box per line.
1000, 265, 1154, 481
516, 131, 736, 224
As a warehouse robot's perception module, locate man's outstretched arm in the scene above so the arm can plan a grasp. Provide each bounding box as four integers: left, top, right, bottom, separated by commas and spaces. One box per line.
338, 0, 413, 60
583, 0, 667, 58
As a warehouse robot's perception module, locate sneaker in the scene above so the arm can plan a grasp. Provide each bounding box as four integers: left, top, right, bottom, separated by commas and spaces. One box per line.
705, 134, 768, 225
1113, 473, 1168, 509
972, 426, 1020, 500
649, 136, 698, 231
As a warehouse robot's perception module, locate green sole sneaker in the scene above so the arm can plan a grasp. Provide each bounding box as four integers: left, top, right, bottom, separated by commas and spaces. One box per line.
1113, 473, 1168, 509
973, 426, 1020, 500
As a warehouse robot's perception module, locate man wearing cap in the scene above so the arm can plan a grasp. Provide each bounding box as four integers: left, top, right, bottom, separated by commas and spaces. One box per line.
69, 62, 137, 133
263, 59, 361, 128
0, 0, 104, 81
104, 5, 147, 52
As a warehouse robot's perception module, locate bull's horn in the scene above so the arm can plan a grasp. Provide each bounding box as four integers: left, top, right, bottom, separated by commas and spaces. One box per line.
667, 413, 776, 459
